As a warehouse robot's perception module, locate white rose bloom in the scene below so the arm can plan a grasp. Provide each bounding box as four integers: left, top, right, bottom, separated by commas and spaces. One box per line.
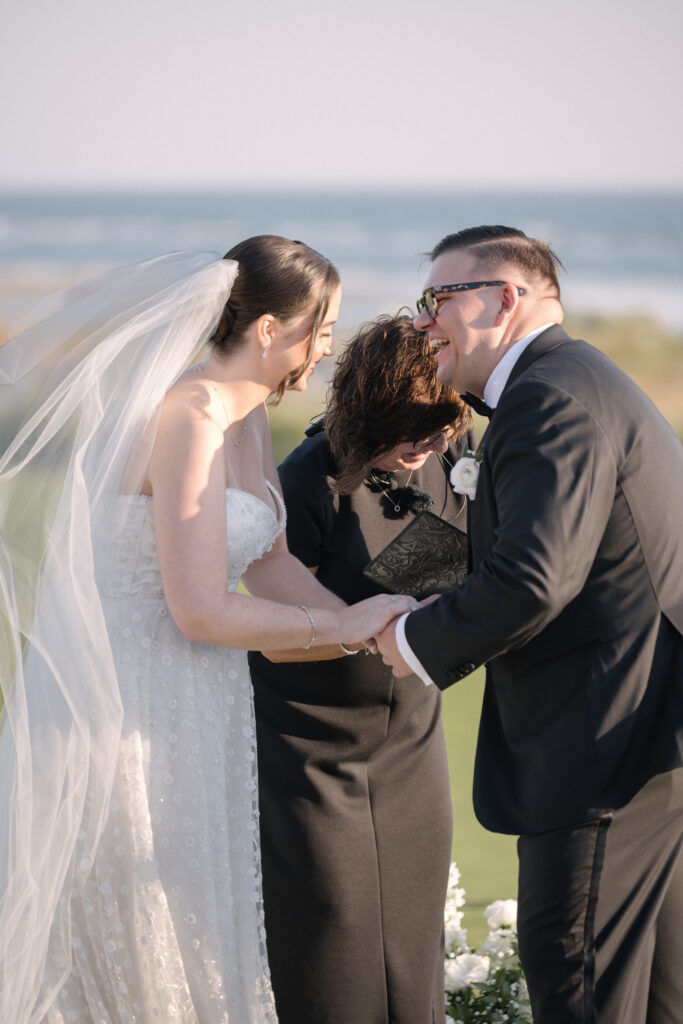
445, 884, 465, 910
444, 953, 491, 992
444, 880, 467, 950
444, 863, 469, 953
477, 929, 517, 962
484, 898, 518, 930
444, 924, 469, 956
447, 862, 462, 889
450, 456, 480, 499
444, 902, 464, 925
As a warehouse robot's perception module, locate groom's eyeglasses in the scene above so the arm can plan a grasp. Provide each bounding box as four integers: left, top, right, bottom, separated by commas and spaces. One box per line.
416, 281, 526, 320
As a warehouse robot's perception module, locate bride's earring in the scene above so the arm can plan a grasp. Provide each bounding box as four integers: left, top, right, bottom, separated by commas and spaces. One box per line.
262, 342, 271, 359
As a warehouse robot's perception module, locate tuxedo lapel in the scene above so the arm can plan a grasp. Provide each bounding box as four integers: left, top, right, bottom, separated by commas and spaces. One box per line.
468, 449, 494, 572
501, 324, 573, 397
467, 326, 573, 572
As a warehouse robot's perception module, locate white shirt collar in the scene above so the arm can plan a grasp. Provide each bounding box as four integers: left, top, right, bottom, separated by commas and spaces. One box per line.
483, 323, 556, 410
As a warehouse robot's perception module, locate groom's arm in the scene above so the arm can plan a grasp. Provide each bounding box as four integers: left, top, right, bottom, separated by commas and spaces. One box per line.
376, 613, 436, 683
399, 380, 617, 690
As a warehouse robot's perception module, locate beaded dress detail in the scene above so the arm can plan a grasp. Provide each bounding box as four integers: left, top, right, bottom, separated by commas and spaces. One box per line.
47, 486, 284, 1024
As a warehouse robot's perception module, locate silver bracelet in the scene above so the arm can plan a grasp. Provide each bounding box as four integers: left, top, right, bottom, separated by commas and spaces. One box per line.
299, 605, 316, 650
339, 642, 361, 656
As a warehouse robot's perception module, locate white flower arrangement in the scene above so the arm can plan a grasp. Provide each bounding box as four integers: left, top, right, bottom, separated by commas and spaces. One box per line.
449, 444, 485, 500
484, 898, 518, 931
444, 862, 531, 1023
445, 952, 491, 992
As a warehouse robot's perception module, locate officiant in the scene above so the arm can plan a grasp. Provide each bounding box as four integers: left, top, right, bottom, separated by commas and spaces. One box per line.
249, 313, 474, 1024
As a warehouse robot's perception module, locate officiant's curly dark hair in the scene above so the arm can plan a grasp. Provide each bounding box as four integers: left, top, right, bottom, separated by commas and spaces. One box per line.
326, 314, 471, 493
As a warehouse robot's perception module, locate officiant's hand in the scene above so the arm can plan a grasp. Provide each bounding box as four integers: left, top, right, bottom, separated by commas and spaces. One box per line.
375, 617, 413, 678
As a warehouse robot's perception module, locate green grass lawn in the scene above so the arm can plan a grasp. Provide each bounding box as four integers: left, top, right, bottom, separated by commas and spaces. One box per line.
440, 668, 518, 947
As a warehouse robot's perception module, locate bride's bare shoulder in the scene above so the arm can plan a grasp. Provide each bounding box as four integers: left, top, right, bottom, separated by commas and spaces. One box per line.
145, 371, 226, 489
160, 367, 222, 427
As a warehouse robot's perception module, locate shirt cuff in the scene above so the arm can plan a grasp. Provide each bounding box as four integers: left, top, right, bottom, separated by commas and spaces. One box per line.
395, 612, 435, 686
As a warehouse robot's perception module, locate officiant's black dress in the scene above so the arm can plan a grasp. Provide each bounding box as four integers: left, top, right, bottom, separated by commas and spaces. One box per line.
250, 431, 468, 1024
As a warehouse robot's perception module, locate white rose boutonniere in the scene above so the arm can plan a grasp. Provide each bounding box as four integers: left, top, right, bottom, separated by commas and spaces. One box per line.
450, 445, 485, 500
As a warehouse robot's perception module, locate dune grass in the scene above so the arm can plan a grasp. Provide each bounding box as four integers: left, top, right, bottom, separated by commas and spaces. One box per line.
563, 312, 683, 438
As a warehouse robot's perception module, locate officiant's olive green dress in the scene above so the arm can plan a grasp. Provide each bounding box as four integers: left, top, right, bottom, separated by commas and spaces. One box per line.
249, 430, 468, 1024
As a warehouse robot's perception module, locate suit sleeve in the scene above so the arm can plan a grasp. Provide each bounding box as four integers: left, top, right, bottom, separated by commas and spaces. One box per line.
405, 379, 618, 688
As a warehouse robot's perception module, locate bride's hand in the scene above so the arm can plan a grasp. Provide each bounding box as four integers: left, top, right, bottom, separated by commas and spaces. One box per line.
338, 593, 418, 646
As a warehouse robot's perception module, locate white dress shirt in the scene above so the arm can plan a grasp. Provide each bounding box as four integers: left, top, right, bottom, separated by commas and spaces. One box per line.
394, 323, 556, 685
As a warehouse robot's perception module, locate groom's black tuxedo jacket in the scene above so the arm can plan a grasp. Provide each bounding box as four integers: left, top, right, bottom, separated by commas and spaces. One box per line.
406, 325, 683, 835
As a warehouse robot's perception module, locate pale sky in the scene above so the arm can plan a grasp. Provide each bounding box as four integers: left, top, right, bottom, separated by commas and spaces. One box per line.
1, 0, 682, 191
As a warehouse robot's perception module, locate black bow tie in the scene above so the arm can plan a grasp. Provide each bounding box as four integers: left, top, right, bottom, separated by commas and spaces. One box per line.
461, 392, 494, 419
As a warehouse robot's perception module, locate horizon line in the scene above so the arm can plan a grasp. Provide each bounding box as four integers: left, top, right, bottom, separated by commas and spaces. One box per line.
1, 182, 682, 197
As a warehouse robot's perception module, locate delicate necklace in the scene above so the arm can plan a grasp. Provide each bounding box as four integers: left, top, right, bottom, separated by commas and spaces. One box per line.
195, 366, 248, 448
211, 383, 248, 447
228, 419, 248, 447
368, 475, 405, 516
366, 469, 438, 520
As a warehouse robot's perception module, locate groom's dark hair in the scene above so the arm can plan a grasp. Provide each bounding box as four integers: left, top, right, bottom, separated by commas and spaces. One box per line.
431, 225, 564, 298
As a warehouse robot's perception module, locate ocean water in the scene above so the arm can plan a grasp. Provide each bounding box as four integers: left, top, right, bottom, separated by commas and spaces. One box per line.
1, 189, 682, 333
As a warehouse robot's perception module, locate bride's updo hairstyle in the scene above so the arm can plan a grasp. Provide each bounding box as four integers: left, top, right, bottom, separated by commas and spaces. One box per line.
210, 235, 340, 403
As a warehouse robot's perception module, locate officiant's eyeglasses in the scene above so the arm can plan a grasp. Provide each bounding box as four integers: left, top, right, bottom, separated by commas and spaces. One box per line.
416, 281, 526, 320
412, 428, 452, 453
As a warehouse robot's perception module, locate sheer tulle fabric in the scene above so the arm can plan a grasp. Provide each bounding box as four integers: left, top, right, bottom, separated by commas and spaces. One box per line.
0, 254, 276, 1022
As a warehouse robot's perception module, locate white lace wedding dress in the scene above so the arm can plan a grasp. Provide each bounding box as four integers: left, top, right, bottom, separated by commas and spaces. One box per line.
46, 486, 284, 1024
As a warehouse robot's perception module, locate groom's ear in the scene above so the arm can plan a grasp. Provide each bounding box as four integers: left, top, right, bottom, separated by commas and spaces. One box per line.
494, 282, 521, 325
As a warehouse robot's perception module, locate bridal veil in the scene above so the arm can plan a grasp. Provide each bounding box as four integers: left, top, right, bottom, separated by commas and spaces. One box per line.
0, 252, 237, 1022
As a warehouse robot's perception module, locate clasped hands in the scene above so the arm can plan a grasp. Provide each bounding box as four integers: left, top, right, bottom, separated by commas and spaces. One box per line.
367, 593, 439, 678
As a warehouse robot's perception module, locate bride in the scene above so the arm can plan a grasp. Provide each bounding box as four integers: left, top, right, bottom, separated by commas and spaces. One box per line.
0, 236, 416, 1023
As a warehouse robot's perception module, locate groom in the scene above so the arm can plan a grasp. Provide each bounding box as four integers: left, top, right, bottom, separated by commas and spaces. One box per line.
376, 225, 683, 1023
